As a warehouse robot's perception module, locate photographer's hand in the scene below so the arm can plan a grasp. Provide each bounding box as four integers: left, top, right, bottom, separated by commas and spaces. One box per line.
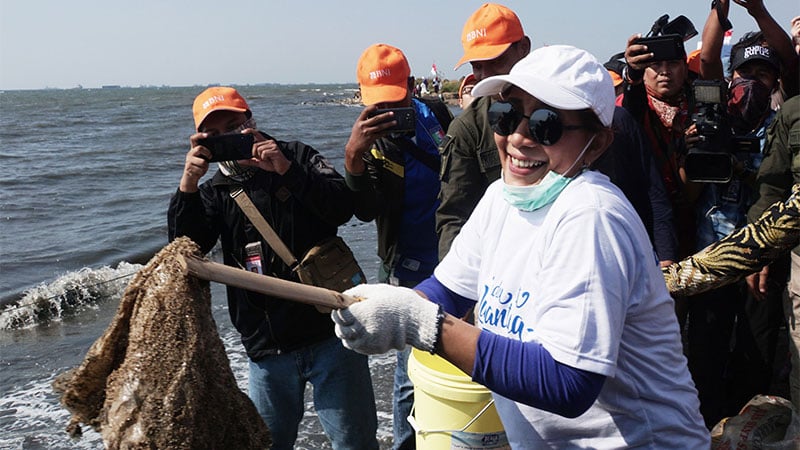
733, 0, 766, 18
344, 105, 395, 175
684, 123, 703, 148
180, 133, 212, 193
624, 34, 652, 83
240, 131, 291, 175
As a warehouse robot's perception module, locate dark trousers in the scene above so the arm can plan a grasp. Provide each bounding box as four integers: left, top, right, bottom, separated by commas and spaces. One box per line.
686, 284, 738, 429
724, 255, 790, 416
686, 255, 790, 429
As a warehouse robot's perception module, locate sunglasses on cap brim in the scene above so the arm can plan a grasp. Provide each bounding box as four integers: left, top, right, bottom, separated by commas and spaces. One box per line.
488, 102, 585, 146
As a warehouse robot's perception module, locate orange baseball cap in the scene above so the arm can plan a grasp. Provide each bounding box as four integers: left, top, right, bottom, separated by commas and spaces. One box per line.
192, 86, 251, 130
459, 73, 477, 96
608, 70, 623, 87
454, 3, 524, 69
356, 44, 411, 105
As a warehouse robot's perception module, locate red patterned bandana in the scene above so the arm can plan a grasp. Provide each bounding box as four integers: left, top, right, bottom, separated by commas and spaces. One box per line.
646, 91, 689, 132
727, 77, 771, 134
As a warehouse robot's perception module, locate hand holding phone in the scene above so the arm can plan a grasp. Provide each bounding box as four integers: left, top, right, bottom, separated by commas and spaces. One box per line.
370, 107, 416, 133
633, 34, 685, 62
197, 133, 255, 162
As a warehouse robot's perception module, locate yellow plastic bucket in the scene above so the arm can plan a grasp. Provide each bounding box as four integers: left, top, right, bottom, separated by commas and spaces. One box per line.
407, 348, 509, 449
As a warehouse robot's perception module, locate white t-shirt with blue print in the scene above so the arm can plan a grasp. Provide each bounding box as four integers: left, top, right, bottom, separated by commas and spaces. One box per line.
434, 171, 709, 449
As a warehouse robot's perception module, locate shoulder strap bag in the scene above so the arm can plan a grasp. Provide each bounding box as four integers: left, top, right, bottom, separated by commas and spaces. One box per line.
229, 188, 365, 304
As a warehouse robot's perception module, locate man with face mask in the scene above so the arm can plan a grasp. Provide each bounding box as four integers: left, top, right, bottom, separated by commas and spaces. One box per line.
436, 3, 531, 262
693, 18, 785, 256
726, 35, 783, 135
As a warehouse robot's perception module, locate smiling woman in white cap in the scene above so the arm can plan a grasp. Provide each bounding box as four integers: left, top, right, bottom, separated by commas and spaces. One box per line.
331, 45, 709, 448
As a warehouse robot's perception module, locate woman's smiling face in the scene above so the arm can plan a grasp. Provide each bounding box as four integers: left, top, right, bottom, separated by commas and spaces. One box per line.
494, 85, 598, 187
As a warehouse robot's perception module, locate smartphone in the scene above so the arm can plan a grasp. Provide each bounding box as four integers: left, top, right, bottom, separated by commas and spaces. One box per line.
197, 133, 255, 162
372, 107, 416, 133
634, 34, 685, 62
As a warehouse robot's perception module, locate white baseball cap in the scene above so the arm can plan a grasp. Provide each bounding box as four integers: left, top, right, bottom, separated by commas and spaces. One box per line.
471, 45, 615, 127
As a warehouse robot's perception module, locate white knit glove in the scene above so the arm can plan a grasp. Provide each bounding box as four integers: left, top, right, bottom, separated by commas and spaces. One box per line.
331, 283, 442, 355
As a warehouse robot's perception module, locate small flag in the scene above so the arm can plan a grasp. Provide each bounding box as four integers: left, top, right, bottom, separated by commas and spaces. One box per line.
722, 29, 734, 75
431, 63, 438, 78
723, 29, 733, 46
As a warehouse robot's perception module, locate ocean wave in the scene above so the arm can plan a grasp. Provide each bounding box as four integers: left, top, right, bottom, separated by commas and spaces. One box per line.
0, 370, 103, 449
0, 263, 142, 330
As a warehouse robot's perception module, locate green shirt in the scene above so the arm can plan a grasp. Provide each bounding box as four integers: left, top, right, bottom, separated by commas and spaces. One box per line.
748, 96, 800, 255
436, 95, 502, 259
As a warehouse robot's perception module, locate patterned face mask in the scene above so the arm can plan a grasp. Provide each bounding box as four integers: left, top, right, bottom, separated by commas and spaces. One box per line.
219, 117, 258, 182
727, 77, 771, 134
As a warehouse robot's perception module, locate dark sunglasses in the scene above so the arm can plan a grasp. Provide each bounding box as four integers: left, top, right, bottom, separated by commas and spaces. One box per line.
489, 103, 585, 146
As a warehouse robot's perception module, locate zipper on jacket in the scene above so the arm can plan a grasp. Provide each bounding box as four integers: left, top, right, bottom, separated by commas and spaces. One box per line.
263, 308, 282, 355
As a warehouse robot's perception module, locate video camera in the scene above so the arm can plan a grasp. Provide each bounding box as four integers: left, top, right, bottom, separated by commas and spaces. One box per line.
684, 80, 761, 183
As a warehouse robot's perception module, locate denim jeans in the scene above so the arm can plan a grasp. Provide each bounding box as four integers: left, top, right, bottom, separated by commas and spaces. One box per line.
248, 336, 378, 450
393, 347, 416, 450
380, 264, 424, 449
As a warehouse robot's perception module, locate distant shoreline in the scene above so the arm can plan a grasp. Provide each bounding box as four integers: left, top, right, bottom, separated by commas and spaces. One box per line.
342, 92, 460, 107
0, 82, 364, 92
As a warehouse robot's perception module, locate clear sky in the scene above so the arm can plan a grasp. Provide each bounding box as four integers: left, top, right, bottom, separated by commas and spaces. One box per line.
1, 0, 796, 90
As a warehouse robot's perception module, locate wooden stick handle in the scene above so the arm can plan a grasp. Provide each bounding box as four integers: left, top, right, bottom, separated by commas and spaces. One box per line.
177, 254, 359, 310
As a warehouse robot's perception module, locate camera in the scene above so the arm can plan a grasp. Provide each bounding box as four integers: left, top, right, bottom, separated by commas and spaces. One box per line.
684, 80, 760, 183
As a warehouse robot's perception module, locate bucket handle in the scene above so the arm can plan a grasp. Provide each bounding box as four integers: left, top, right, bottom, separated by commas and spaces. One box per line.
407, 398, 496, 436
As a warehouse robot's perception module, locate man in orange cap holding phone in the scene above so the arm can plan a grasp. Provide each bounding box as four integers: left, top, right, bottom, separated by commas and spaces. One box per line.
344, 43, 452, 449
436, 3, 531, 260
440, 3, 676, 269
169, 86, 379, 450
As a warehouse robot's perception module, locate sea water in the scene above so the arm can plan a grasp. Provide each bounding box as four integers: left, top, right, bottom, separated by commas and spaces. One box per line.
0, 85, 445, 449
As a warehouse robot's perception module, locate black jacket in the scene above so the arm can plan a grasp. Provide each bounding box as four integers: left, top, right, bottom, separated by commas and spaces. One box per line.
593, 107, 679, 262
168, 135, 354, 360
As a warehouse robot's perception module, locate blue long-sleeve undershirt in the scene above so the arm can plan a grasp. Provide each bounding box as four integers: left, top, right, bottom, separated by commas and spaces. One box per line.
415, 275, 605, 418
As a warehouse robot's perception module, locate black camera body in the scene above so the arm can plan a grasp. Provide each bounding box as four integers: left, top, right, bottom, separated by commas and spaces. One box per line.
685, 80, 760, 183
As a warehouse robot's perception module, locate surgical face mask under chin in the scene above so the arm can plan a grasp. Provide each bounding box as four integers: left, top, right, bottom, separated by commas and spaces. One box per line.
219, 117, 258, 180
502, 134, 595, 211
